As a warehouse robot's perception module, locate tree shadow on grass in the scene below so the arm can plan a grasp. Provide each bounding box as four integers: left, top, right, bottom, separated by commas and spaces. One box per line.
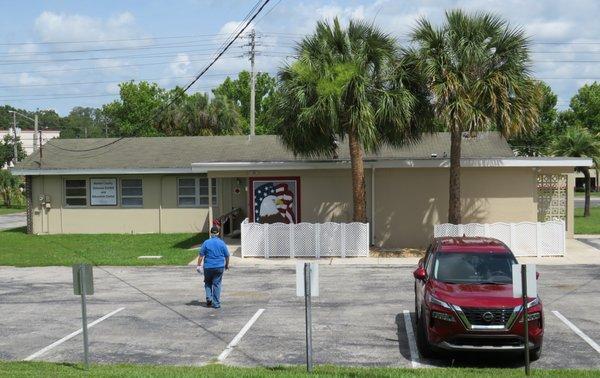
0, 226, 27, 234
172, 233, 207, 250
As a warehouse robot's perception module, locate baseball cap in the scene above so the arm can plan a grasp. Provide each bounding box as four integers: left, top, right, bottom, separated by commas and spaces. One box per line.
210, 226, 220, 235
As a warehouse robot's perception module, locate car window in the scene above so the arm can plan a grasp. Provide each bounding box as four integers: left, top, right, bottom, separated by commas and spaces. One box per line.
433, 252, 517, 284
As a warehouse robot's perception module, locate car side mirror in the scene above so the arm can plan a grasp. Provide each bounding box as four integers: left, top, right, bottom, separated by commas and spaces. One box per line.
413, 267, 427, 281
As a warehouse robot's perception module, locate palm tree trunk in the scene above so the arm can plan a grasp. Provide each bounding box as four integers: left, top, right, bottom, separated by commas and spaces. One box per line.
348, 130, 367, 222
448, 127, 462, 224
583, 167, 591, 217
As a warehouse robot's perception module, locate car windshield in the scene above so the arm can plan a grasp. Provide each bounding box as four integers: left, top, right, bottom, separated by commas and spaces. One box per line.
433, 252, 517, 284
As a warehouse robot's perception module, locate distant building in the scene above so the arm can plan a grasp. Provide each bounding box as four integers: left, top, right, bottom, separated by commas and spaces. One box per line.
0, 129, 61, 156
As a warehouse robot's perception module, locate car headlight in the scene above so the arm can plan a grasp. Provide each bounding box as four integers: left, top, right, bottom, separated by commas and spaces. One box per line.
426, 293, 452, 310
527, 297, 541, 309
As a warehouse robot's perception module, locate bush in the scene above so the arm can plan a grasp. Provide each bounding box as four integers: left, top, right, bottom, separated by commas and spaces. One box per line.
0, 170, 23, 208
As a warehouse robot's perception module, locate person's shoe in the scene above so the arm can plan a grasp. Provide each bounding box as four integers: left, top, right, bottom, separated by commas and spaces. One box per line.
212, 305, 221, 309
206, 300, 212, 307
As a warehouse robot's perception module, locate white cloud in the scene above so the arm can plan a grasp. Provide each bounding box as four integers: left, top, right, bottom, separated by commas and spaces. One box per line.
18, 73, 48, 86
169, 53, 192, 76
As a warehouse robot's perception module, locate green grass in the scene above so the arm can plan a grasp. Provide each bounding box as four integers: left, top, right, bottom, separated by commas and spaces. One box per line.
0, 362, 598, 378
574, 208, 600, 234
0, 206, 26, 215
0, 227, 206, 267
575, 191, 600, 197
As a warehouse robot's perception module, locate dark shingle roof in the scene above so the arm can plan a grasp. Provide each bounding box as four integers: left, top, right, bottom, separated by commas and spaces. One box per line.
15, 132, 514, 171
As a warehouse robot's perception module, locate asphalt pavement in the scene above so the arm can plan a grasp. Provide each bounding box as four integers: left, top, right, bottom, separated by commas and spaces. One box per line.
575, 196, 600, 208
1, 265, 599, 369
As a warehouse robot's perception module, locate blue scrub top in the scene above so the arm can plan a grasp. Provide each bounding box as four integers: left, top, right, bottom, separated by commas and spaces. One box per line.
200, 236, 230, 269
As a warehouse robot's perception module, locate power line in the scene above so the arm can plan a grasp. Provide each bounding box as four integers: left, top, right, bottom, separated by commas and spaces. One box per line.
46, 0, 272, 153
0, 33, 234, 46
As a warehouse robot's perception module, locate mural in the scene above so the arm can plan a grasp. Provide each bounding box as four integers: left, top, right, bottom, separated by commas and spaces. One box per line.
250, 177, 300, 224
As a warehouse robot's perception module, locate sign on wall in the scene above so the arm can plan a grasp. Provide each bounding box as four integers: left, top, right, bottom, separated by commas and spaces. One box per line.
90, 178, 117, 206
249, 177, 300, 224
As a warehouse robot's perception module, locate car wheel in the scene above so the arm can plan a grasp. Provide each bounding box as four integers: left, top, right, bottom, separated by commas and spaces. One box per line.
416, 306, 435, 358
529, 346, 542, 361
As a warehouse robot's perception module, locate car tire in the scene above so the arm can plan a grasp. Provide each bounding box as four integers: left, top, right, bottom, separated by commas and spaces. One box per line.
529, 346, 542, 361
416, 306, 435, 358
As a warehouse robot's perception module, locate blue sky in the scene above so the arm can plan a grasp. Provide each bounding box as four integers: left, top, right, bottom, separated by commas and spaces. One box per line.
1, 0, 600, 116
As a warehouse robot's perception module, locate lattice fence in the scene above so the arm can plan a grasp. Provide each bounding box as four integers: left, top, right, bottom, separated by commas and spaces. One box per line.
241, 219, 369, 258
434, 221, 566, 257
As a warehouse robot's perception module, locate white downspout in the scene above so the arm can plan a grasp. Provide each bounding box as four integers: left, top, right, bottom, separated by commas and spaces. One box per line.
208, 175, 213, 232
371, 166, 375, 246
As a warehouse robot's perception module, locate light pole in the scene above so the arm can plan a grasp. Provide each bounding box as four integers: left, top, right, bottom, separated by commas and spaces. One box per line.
8, 110, 41, 163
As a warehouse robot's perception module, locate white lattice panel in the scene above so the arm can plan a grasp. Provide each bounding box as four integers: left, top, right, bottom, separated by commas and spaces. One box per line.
241, 220, 265, 257
267, 223, 291, 257
434, 221, 566, 256
319, 222, 342, 257
293, 223, 316, 257
345, 223, 370, 257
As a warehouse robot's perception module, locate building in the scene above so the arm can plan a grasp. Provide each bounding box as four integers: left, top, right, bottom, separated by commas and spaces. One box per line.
0, 129, 61, 155
11, 132, 592, 248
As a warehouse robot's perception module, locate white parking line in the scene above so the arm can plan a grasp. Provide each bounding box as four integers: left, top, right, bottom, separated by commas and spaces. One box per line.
553, 310, 600, 354
217, 308, 265, 362
403, 310, 421, 368
24, 307, 125, 361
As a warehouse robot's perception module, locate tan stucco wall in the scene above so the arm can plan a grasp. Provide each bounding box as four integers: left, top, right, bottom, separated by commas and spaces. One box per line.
30, 174, 221, 234
30, 167, 571, 249
373, 167, 538, 248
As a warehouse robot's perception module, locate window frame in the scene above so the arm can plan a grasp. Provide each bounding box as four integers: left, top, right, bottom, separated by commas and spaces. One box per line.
120, 178, 144, 208
64, 179, 88, 208
177, 177, 218, 208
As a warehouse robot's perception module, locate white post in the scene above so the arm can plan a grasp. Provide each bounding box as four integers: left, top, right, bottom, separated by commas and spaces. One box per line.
458, 224, 464, 236
264, 223, 269, 259
289, 223, 295, 258
536, 222, 542, 257
484, 224, 490, 238
315, 223, 321, 259
340, 223, 346, 258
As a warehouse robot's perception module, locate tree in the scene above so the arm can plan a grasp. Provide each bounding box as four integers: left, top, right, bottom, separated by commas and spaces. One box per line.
0, 170, 22, 207
550, 126, 600, 217
212, 71, 277, 134
410, 10, 540, 224
274, 18, 424, 222
60, 107, 104, 138
566, 82, 600, 135
0, 134, 26, 167
509, 82, 562, 156
101, 81, 166, 137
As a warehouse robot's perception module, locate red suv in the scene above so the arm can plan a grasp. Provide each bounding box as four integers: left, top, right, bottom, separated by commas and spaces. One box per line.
413, 237, 543, 360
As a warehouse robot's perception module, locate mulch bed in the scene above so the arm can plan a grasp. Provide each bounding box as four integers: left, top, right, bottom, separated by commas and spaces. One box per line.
369, 247, 426, 258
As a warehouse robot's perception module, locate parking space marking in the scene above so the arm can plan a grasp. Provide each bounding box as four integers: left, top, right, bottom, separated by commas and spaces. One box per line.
553, 310, 600, 354
23, 307, 125, 361
217, 308, 265, 362
402, 310, 421, 368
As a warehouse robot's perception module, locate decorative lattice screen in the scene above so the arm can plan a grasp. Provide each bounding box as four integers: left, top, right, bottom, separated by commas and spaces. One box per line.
537, 174, 567, 222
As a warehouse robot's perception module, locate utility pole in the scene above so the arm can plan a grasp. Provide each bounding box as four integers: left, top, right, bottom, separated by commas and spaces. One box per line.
12, 111, 18, 165
33, 112, 39, 151
249, 29, 256, 136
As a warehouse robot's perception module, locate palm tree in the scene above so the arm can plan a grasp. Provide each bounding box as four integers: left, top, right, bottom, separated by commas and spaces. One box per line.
274, 18, 427, 222
410, 10, 540, 224
551, 126, 600, 217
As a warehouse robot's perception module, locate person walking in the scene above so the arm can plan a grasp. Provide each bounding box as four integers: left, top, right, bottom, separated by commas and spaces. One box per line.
197, 226, 229, 308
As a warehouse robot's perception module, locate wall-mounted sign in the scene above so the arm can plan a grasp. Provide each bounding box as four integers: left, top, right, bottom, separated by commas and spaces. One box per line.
249, 177, 300, 224
90, 178, 117, 206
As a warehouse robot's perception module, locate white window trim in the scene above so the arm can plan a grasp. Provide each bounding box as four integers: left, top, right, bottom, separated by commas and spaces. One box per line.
121, 178, 143, 208
64, 179, 88, 208
177, 177, 217, 208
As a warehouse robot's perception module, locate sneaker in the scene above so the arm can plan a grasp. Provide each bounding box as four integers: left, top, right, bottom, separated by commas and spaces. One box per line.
206, 300, 212, 307
212, 305, 221, 309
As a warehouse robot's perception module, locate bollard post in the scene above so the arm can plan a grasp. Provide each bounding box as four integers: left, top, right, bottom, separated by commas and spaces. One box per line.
304, 263, 313, 373
79, 265, 90, 370
522, 264, 530, 376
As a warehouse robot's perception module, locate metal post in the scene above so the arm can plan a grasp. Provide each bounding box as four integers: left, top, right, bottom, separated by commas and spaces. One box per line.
12, 111, 18, 164
249, 29, 256, 136
79, 265, 90, 370
304, 263, 313, 373
522, 265, 530, 375
33, 114, 39, 151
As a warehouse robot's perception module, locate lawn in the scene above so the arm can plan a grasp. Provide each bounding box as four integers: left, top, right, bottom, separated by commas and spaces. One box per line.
574, 208, 600, 234
1, 362, 598, 378
0, 227, 206, 267
0, 206, 26, 215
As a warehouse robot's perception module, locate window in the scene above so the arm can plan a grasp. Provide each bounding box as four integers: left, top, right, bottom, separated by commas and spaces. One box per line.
65, 179, 87, 206
121, 179, 143, 207
177, 177, 218, 207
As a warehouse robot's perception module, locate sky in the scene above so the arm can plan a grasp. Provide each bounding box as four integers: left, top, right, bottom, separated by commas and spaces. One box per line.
1, 0, 600, 117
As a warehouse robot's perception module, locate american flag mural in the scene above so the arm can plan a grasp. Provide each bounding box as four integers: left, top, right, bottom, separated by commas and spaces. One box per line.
251, 179, 298, 224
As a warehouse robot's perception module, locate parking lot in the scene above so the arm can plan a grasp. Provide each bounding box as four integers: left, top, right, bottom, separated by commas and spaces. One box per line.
1, 264, 599, 369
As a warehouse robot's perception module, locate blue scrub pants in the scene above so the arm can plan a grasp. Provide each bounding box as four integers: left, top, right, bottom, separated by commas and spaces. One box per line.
203, 267, 224, 308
